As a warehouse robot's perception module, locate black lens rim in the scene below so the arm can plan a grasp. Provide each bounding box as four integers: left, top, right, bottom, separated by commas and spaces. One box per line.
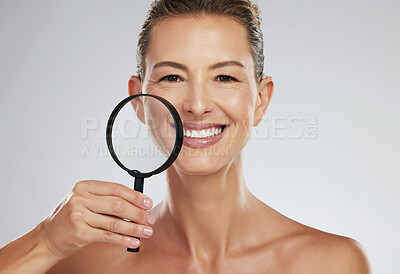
106, 94, 183, 178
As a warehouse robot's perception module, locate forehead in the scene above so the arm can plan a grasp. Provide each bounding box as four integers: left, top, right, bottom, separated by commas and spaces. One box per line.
145, 15, 254, 71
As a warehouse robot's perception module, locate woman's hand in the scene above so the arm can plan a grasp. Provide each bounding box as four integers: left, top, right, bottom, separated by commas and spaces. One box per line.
40, 180, 155, 258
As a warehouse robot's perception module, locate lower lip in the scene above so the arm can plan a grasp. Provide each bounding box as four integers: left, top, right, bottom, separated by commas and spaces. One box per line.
183, 126, 228, 148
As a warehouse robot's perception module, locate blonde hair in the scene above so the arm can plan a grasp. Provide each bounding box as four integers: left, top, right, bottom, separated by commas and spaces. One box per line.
136, 0, 265, 82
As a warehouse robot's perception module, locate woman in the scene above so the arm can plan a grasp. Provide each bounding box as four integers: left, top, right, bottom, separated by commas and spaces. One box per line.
0, 0, 371, 273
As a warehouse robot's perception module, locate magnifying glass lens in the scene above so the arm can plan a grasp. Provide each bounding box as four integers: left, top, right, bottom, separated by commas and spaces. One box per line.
110, 95, 177, 174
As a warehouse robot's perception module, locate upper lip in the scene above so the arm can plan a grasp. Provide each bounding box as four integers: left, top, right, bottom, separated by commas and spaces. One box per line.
170, 122, 228, 130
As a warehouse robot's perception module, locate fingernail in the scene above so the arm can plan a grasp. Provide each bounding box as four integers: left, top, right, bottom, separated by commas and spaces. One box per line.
130, 238, 140, 247
143, 198, 152, 208
143, 227, 153, 237
147, 214, 156, 225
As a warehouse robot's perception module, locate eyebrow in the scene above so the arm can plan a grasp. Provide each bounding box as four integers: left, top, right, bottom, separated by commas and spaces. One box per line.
152, 60, 246, 72
209, 60, 246, 70
153, 61, 188, 71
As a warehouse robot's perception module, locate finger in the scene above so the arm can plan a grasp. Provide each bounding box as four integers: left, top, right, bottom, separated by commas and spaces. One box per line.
84, 195, 155, 226
79, 180, 153, 210
87, 226, 141, 249
86, 210, 153, 238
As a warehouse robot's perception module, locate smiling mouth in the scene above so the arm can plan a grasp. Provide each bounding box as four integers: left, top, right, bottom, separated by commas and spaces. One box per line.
169, 123, 229, 142
170, 123, 228, 137
183, 125, 227, 138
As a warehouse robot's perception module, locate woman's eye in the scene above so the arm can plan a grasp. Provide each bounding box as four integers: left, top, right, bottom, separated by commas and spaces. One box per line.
216, 75, 237, 82
160, 75, 182, 82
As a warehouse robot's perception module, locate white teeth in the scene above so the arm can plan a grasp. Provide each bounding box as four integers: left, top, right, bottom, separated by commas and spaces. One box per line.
184, 126, 224, 138
191, 130, 199, 138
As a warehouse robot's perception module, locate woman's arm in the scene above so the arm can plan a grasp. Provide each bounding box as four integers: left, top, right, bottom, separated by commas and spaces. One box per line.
0, 223, 63, 274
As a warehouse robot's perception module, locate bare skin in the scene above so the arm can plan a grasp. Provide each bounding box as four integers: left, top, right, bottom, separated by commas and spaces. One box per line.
0, 15, 371, 273
47, 201, 370, 273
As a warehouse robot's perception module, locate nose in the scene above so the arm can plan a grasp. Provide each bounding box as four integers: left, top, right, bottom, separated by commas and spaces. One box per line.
182, 82, 215, 116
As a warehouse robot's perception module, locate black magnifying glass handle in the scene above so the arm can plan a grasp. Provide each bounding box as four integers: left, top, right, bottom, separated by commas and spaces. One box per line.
127, 176, 144, 252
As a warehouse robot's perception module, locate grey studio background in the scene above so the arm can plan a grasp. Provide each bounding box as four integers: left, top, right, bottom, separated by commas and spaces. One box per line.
0, 0, 399, 273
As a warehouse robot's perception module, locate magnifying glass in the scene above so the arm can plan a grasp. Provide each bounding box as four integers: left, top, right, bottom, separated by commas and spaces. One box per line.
106, 93, 183, 253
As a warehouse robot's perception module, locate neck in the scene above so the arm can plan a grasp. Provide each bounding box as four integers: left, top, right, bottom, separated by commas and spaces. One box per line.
159, 153, 255, 260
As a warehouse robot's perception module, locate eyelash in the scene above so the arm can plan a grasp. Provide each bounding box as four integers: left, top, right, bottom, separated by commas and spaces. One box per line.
216, 75, 238, 83
159, 75, 183, 82
159, 74, 238, 83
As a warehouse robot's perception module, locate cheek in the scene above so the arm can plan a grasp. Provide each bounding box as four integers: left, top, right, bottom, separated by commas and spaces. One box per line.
143, 98, 176, 155
216, 90, 255, 137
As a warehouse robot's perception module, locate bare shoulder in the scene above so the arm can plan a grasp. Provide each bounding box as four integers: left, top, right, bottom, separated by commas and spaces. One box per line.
253, 201, 371, 273
285, 228, 372, 274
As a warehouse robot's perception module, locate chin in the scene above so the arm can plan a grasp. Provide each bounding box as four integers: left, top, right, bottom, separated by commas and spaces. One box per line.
172, 146, 231, 175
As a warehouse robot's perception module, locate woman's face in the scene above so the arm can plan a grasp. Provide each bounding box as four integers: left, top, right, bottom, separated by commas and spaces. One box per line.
131, 15, 273, 175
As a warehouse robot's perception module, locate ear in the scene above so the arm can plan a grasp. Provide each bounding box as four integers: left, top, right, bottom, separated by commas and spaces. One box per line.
128, 75, 146, 124
253, 76, 274, 127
